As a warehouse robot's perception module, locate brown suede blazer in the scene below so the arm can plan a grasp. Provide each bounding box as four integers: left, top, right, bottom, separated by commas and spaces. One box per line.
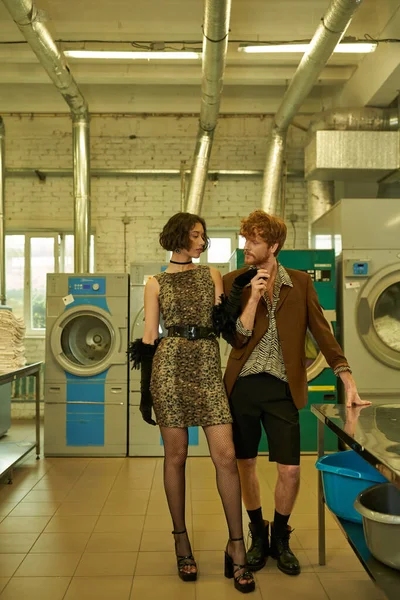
222, 267, 349, 410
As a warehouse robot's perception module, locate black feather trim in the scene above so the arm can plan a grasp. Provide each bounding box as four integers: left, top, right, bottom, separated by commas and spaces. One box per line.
127, 338, 161, 369
212, 294, 237, 338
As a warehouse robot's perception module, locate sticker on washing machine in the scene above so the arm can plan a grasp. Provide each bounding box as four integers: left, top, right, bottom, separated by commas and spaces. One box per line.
63, 294, 75, 306
345, 282, 360, 290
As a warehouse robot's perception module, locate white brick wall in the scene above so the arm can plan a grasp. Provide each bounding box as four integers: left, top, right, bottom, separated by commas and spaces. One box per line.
4, 114, 310, 379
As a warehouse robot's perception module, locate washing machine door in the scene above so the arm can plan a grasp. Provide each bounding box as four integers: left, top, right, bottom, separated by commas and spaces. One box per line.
357, 264, 400, 369
50, 305, 120, 377
305, 310, 336, 382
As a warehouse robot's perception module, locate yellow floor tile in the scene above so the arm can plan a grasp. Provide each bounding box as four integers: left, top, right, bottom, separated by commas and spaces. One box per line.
73, 476, 116, 490
135, 551, 177, 576
0, 576, 71, 600
195, 575, 262, 600
106, 489, 150, 504
191, 477, 218, 490
8, 503, 60, 517
290, 512, 339, 530
85, 530, 142, 553
192, 500, 224, 515
94, 515, 145, 533
30, 532, 90, 554
0, 517, 50, 534
75, 552, 138, 576
0, 488, 29, 504
140, 529, 193, 552
0, 554, 26, 577
64, 576, 133, 600
0, 504, 18, 518
14, 552, 81, 577
306, 548, 365, 573
318, 576, 386, 600
32, 477, 77, 492
143, 514, 184, 532
0, 577, 9, 593
20, 490, 68, 503
55, 502, 104, 516
130, 575, 195, 600
0, 533, 39, 554
101, 500, 148, 516
112, 476, 154, 490
193, 530, 229, 552
195, 550, 224, 576
191, 489, 220, 502
44, 515, 98, 533
193, 514, 228, 532
64, 488, 110, 503
295, 529, 349, 550
256, 573, 329, 599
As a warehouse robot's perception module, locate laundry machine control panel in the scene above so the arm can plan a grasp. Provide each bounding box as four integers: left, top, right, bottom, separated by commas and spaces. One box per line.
68, 277, 106, 295
345, 259, 370, 277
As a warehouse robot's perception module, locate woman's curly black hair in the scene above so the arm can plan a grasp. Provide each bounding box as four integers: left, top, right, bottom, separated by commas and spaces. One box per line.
159, 212, 210, 252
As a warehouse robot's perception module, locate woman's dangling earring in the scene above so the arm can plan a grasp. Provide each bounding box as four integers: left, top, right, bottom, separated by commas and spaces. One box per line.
175, 248, 181, 254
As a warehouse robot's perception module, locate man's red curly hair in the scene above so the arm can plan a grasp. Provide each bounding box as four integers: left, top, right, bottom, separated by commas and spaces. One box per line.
240, 210, 287, 256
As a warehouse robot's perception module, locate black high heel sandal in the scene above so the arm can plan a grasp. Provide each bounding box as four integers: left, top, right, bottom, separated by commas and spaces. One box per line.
172, 529, 197, 582
224, 536, 256, 594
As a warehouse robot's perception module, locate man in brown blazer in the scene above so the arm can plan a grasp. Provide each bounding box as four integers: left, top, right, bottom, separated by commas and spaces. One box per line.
222, 210, 369, 575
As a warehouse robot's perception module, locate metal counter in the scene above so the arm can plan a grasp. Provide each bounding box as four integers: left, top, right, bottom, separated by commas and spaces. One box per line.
0, 362, 42, 482
312, 401, 400, 599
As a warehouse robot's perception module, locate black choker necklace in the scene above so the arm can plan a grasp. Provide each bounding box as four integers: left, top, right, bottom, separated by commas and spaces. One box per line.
170, 259, 192, 265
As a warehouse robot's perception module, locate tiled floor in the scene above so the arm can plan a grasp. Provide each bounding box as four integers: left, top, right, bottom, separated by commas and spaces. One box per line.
0, 422, 386, 599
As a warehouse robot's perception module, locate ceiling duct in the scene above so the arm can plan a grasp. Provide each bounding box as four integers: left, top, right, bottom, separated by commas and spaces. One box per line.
186, 0, 231, 214
305, 107, 399, 181
262, 0, 364, 215
2, 0, 90, 273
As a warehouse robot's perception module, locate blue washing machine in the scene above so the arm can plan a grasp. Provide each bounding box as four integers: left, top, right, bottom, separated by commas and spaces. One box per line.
44, 273, 129, 456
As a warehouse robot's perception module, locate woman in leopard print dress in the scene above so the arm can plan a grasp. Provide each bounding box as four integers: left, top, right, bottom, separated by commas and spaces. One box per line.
137, 212, 254, 593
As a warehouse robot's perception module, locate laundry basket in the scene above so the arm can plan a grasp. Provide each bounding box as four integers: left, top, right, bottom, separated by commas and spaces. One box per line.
315, 451, 387, 523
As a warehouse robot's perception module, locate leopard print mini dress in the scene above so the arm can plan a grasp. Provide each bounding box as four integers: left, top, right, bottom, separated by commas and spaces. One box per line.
150, 265, 232, 428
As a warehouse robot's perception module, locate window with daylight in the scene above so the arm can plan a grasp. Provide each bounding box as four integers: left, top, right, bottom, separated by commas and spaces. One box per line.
314, 234, 342, 257
5, 233, 95, 335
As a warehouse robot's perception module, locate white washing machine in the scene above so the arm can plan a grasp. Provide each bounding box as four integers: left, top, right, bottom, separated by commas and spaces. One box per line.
312, 198, 400, 397
129, 263, 230, 456
44, 273, 129, 456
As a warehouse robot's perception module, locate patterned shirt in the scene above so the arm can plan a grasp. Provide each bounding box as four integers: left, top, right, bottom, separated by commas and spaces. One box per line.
236, 264, 351, 380
238, 264, 292, 381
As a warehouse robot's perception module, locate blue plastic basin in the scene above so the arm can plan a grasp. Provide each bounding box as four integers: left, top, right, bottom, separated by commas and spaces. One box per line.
315, 451, 387, 523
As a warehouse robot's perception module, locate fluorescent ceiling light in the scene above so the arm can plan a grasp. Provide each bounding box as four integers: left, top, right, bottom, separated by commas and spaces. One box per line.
64, 50, 201, 60
238, 43, 377, 54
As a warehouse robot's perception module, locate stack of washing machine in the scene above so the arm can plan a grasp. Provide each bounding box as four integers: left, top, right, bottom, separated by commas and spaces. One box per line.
44, 273, 129, 456
128, 262, 231, 457
312, 197, 400, 398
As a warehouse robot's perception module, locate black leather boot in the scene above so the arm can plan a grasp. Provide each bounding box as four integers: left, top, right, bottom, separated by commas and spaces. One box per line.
270, 523, 300, 575
246, 520, 269, 571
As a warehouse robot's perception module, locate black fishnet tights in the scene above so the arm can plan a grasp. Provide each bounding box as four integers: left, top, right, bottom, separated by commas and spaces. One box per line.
160, 424, 248, 581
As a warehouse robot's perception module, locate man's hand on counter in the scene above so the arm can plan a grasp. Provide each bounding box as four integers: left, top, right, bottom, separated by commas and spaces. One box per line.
339, 371, 372, 408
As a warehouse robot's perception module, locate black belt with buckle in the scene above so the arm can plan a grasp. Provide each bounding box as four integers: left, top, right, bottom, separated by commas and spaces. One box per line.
167, 325, 216, 341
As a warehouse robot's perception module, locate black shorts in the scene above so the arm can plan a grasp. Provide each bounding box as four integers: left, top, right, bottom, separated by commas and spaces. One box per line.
229, 373, 300, 465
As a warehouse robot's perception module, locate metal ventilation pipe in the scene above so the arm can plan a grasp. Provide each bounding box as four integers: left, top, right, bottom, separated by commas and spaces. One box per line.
307, 106, 399, 233
0, 118, 6, 305
186, 0, 231, 214
2, 0, 90, 273
262, 0, 364, 215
